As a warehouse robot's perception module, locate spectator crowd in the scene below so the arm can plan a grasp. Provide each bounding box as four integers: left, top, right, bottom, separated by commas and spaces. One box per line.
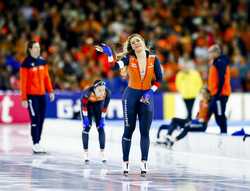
0, 0, 250, 94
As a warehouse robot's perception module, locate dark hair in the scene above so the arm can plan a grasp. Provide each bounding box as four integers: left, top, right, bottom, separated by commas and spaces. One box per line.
124, 33, 148, 55
93, 80, 105, 88
126, 35, 135, 55
26, 41, 38, 56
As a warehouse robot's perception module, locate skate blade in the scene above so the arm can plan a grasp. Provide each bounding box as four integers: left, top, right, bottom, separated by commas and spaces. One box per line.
33, 151, 47, 155
106, 170, 148, 176
123, 171, 128, 176
141, 171, 147, 177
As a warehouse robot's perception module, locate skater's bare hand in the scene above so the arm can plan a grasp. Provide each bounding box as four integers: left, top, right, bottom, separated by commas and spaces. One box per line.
49, 92, 55, 102
21, 100, 28, 108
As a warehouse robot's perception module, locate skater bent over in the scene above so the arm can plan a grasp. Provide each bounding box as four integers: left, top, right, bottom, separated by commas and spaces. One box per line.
81, 80, 110, 163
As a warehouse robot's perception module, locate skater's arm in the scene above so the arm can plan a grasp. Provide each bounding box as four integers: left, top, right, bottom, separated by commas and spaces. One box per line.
95, 43, 129, 71
102, 88, 111, 117
80, 88, 92, 115
151, 57, 163, 92
113, 55, 129, 71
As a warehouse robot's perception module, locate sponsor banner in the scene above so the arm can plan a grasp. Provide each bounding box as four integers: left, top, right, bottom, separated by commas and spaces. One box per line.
0, 92, 30, 123
0, 92, 163, 124
2, 91, 249, 124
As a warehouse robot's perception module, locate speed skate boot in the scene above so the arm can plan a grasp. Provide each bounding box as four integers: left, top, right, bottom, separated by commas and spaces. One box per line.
83, 151, 89, 164
32, 143, 46, 154
122, 162, 129, 176
100, 150, 107, 163
140, 161, 148, 177
156, 137, 164, 145
164, 135, 175, 149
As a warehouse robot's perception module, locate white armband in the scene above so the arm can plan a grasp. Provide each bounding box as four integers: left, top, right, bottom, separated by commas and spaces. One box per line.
117, 60, 124, 68
82, 110, 88, 116
150, 85, 158, 92
108, 56, 114, 62
101, 112, 106, 118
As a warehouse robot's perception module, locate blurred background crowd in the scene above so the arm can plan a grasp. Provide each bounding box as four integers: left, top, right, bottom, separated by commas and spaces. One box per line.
0, 0, 249, 94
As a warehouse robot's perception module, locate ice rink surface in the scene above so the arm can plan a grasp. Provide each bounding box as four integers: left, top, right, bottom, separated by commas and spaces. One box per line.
1, 119, 250, 191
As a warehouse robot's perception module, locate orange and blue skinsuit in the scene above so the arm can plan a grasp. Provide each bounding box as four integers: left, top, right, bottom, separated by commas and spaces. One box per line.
157, 98, 210, 142
20, 56, 53, 144
208, 54, 231, 133
114, 51, 163, 161
80, 84, 111, 150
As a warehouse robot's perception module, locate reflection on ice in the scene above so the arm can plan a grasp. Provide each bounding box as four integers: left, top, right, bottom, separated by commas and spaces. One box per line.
0, 120, 250, 191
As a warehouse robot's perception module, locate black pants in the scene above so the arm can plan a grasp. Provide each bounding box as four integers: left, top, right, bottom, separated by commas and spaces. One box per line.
122, 87, 153, 161
183, 98, 195, 120
27, 95, 46, 144
81, 101, 105, 150
209, 96, 228, 133
167, 118, 207, 141
157, 124, 170, 139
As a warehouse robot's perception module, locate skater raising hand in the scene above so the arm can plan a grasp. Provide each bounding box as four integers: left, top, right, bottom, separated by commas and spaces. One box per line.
97, 34, 163, 176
